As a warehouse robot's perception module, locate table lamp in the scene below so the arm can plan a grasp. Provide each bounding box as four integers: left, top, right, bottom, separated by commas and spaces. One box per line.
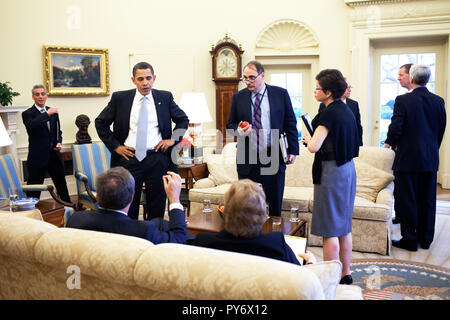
179, 92, 212, 163
0, 119, 12, 147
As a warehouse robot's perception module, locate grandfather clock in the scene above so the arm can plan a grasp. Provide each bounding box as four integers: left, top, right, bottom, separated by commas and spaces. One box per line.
210, 34, 244, 148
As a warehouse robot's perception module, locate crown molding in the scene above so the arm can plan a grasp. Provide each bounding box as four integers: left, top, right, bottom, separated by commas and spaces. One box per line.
345, 0, 418, 7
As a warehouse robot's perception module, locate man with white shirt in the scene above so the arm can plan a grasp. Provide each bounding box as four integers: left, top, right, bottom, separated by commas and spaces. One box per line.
95, 62, 189, 220
66, 167, 188, 244
21, 84, 70, 202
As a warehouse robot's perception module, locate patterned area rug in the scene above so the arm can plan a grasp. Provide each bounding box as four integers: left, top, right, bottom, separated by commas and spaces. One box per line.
350, 259, 450, 300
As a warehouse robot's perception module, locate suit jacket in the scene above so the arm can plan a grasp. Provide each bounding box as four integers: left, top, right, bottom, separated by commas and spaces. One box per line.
22, 105, 63, 168
319, 98, 363, 146
66, 208, 187, 244
226, 84, 299, 175
385, 86, 446, 172
193, 229, 300, 266
95, 88, 189, 166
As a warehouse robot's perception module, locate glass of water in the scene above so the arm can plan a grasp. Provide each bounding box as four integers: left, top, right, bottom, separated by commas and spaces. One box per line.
202, 199, 212, 214
289, 207, 300, 222
8, 188, 19, 212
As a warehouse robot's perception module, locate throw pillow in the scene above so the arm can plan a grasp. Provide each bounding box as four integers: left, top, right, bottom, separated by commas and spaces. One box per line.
354, 159, 394, 202
206, 157, 238, 186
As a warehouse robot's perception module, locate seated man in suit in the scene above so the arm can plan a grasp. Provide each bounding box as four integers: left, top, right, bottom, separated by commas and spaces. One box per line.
67, 167, 187, 244
193, 179, 315, 266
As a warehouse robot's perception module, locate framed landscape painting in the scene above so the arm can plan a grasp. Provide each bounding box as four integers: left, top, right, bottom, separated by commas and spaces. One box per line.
43, 46, 109, 96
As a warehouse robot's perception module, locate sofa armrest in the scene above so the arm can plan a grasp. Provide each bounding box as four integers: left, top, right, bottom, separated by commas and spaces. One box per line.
302, 260, 341, 300
335, 284, 363, 300
193, 177, 216, 189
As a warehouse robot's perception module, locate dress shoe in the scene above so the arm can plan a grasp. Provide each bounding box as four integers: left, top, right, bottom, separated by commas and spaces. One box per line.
392, 239, 417, 252
392, 217, 400, 224
339, 275, 353, 285
419, 242, 431, 250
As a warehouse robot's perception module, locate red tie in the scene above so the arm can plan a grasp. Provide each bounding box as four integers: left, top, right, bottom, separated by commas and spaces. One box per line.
252, 93, 263, 151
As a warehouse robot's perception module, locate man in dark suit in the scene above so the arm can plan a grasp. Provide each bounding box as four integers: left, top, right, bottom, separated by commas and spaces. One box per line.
67, 167, 188, 244
226, 61, 299, 217
193, 179, 315, 265
22, 84, 70, 202
95, 62, 189, 220
318, 79, 363, 146
385, 64, 446, 251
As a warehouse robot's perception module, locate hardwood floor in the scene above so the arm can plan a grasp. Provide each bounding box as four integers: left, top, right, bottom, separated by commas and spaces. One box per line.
309, 184, 450, 269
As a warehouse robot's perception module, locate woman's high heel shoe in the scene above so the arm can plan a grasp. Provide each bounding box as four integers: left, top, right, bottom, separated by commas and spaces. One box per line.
339, 275, 353, 285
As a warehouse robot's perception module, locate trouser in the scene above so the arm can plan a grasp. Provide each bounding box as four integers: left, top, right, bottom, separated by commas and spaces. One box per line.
26, 151, 70, 203
395, 171, 437, 246
117, 150, 170, 220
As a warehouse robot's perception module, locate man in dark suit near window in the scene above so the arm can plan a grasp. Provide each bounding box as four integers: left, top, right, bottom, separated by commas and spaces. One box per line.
384, 64, 446, 251
95, 62, 189, 220
22, 84, 70, 203
67, 167, 188, 244
318, 78, 363, 146
226, 61, 299, 217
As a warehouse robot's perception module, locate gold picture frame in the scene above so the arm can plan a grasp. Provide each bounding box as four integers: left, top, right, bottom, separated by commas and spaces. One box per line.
43, 46, 110, 96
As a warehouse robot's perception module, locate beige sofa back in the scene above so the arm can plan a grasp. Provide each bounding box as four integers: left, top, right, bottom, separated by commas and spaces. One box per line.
0, 212, 348, 300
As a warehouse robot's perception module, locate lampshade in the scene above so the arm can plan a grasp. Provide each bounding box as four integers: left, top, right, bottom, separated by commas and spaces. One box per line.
0, 119, 12, 147
179, 92, 213, 124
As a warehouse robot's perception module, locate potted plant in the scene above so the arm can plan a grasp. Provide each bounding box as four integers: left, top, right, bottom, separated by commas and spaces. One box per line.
0, 81, 20, 106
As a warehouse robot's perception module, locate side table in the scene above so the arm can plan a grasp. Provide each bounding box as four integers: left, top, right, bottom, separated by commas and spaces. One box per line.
178, 163, 208, 216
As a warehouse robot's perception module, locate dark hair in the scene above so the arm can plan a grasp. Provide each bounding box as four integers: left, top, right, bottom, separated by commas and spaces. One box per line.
400, 63, 412, 74
315, 69, 347, 100
96, 167, 135, 210
244, 60, 264, 74
132, 61, 154, 77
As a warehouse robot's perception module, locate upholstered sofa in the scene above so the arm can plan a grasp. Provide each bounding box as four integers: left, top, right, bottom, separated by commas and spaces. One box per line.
189, 143, 395, 255
0, 210, 362, 300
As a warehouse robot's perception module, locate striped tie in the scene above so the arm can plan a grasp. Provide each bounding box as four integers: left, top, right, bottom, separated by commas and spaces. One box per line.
252, 93, 263, 151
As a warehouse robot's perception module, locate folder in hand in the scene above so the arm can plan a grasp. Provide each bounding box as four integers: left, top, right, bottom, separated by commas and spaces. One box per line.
279, 133, 288, 163
301, 113, 314, 136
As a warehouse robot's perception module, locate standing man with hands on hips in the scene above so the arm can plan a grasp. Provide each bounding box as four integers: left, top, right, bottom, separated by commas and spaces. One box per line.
226, 60, 299, 217
22, 84, 71, 203
95, 62, 189, 220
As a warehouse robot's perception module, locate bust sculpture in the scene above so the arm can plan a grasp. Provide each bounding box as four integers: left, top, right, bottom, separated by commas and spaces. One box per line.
75, 114, 92, 144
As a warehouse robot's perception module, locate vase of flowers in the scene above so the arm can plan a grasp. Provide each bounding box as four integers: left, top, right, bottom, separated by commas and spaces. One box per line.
177, 136, 193, 164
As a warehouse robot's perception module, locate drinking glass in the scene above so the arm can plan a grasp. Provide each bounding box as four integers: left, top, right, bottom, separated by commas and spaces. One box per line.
289, 207, 300, 222
8, 188, 19, 212
202, 199, 212, 214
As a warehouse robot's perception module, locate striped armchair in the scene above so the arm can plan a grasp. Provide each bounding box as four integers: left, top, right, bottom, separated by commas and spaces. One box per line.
71, 142, 111, 210
0, 153, 76, 220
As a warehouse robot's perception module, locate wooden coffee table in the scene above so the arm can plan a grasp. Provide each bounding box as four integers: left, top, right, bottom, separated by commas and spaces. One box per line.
187, 210, 307, 237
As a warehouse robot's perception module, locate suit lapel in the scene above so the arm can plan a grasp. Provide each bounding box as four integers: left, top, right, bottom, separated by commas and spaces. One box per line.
244, 89, 252, 122
151, 89, 165, 132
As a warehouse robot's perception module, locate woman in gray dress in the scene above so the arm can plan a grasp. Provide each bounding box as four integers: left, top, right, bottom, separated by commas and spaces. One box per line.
302, 69, 359, 284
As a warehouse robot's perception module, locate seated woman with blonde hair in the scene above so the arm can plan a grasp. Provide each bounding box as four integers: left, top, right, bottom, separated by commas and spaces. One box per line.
193, 179, 315, 265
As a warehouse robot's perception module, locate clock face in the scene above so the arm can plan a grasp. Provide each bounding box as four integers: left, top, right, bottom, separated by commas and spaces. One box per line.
216, 48, 238, 78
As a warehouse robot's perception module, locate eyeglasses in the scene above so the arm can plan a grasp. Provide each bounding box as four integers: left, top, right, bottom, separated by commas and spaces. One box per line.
243, 73, 262, 82
314, 88, 324, 91
33, 92, 47, 96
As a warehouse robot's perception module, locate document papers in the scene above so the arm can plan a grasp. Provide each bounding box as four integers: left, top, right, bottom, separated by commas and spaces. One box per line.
284, 235, 308, 265
279, 133, 289, 163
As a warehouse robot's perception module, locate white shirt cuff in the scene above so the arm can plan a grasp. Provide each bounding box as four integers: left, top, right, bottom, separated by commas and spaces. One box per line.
169, 203, 184, 212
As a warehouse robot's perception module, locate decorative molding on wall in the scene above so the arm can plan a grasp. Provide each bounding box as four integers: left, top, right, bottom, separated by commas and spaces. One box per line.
345, 0, 415, 7
346, 0, 450, 26
255, 19, 319, 55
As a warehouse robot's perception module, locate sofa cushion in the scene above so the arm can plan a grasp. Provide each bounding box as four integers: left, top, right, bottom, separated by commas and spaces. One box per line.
282, 186, 313, 212
303, 260, 341, 300
34, 228, 154, 286
285, 146, 314, 187
358, 146, 395, 173
134, 243, 325, 300
206, 157, 238, 186
354, 159, 394, 202
189, 184, 232, 205
0, 213, 56, 261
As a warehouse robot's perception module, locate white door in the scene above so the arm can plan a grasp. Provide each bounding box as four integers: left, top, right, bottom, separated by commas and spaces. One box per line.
371, 40, 446, 146
264, 65, 311, 142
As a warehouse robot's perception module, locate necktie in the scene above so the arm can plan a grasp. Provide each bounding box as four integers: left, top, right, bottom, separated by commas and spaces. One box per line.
135, 96, 148, 161
252, 93, 263, 151
41, 108, 50, 131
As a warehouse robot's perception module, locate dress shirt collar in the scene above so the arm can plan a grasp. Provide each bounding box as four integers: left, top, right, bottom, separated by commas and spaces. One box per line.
98, 206, 128, 216
135, 89, 151, 101
253, 83, 266, 98
34, 105, 46, 112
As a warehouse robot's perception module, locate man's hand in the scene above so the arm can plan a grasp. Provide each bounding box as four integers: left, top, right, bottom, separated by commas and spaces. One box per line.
286, 154, 296, 165
238, 121, 252, 136
384, 143, 390, 149
162, 171, 182, 204
155, 139, 175, 152
53, 143, 62, 151
114, 145, 135, 160
297, 250, 317, 265
46, 107, 58, 115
